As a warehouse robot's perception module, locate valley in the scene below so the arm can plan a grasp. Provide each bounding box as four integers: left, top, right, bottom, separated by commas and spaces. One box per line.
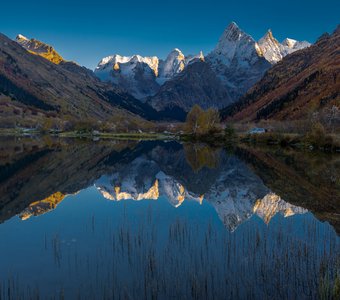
0, 22, 338, 150
0, 9, 339, 299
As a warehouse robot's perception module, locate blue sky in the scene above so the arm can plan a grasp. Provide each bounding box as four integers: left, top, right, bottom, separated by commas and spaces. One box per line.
1, 0, 339, 69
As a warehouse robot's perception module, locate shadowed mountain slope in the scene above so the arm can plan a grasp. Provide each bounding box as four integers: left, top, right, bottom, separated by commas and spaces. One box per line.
0, 33, 165, 128
221, 25, 340, 121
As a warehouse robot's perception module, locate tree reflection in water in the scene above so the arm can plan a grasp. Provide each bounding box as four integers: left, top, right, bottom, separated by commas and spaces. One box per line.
0, 137, 339, 299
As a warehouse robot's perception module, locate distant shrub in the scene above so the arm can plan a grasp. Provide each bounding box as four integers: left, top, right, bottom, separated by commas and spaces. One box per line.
305, 122, 326, 146
74, 121, 94, 134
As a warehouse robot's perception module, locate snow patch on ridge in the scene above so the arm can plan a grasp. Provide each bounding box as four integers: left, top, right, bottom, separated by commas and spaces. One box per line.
94, 49, 204, 99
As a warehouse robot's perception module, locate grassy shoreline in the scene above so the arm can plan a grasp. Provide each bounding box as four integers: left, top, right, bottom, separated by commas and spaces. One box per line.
0, 128, 339, 152
0, 128, 178, 140
238, 132, 340, 152
57, 131, 176, 140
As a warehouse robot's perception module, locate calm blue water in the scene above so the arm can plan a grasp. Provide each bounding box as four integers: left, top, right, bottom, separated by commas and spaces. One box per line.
0, 139, 339, 299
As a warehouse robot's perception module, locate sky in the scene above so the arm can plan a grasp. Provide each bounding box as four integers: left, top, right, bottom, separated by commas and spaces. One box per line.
1, 0, 339, 69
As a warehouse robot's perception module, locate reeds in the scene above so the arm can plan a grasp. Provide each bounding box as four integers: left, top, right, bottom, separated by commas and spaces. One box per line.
1, 206, 339, 299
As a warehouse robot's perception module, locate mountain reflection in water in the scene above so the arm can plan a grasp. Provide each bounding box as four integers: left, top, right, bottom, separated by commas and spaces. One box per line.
0, 137, 339, 299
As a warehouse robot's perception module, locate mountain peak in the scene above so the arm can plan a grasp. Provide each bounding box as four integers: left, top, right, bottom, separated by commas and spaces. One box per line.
167, 48, 185, 61
16, 34, 65, 64
198, 50, 204, 61
281, 38, 311, 53
16, 34, 28, 41
259, 29, 277, 43
95, 54, 160, 99
171, 48, 183, 54
265, 29, 274, 39
258, 31, 310, 64
228, 21, 240, 31
156, 48, 187, 83
210, 21, 260, 66
281, 37, 297, 48
222, 21, 245, 41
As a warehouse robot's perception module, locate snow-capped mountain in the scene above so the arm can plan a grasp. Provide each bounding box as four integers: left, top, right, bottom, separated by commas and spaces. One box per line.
94, 49, 204, 100
205, 22, 271, 100
257, 30, 311, 63
94, 54, 160, 99
148, 22, 310, 111
93, 22, 310, 110
96, 54, 159, 77
157, 49, 185, 84
157, 48, 204, 84
209, 22, 263, 67
281, 38, 311, 55
15, 24, 310, 116
205, 22, 311, 100
257, 30, 284, 63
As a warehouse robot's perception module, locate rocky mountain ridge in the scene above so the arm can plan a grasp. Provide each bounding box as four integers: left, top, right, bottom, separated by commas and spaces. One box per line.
221, 25, 339, 121
16, 34, 65, 64
94, 48, 205, 100
257, 30, 311, 64
0, 32, 172, 129
94, 22, 310, 113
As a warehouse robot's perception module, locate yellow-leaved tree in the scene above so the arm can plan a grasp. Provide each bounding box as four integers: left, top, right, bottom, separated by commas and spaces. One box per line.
184, 105, 220, 135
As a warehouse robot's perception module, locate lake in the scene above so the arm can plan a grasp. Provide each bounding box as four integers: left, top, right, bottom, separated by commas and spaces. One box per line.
0, 137, 339, 299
